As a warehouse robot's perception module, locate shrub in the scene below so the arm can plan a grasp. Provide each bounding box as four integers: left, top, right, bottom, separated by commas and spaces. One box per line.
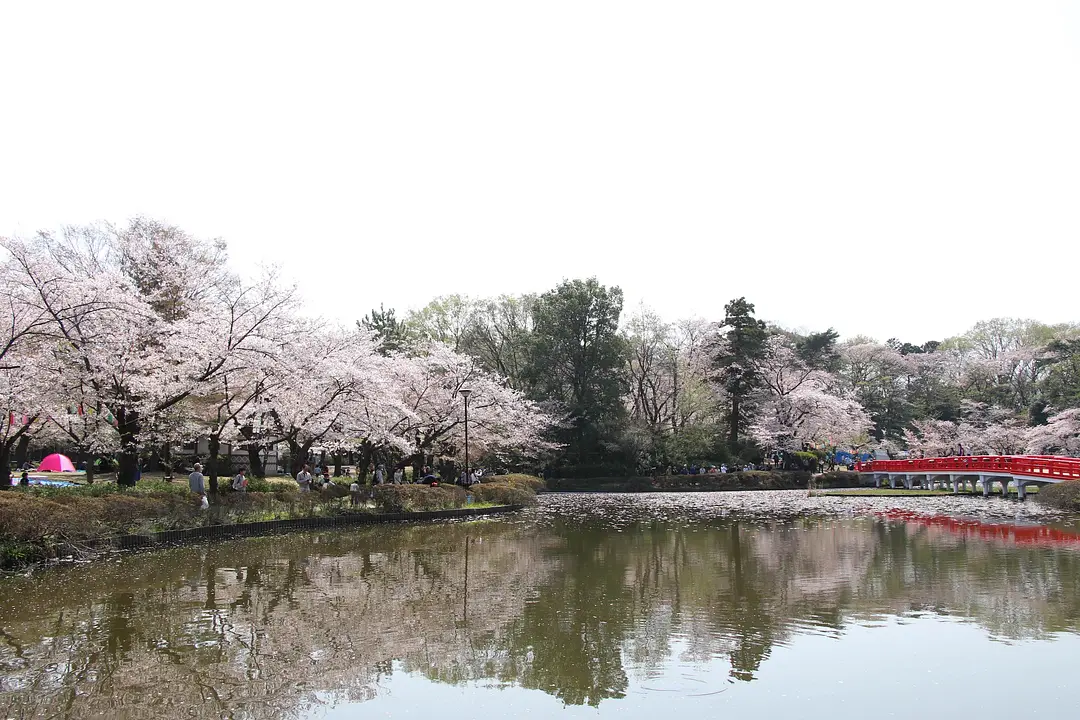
483, 474, 545, 492
813, 471, 863, 489
372, 484, 467, 513
245, 478, 274, 493
469, 482, 537, 507
1035, 481, 1080, 511
792, 451, 820, 472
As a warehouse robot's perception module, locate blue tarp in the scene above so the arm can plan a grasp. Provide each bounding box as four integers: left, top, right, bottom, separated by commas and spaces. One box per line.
832, 451, 873, 465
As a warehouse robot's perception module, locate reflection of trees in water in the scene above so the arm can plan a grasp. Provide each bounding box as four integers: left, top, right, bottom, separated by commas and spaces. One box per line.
0, 525, 561, 719
2, 515, 1080, 717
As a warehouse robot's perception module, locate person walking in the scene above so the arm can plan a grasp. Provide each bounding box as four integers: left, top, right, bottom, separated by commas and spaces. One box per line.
296, 464, 313, 492
232, 467, 248, 492
189, 463, 207, 504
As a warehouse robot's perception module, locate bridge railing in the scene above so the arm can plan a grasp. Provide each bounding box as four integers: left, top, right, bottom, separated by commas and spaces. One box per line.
854, 455, 1080, 480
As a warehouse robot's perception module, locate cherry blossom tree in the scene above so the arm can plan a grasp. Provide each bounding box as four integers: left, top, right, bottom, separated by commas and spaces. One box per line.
2, 221, 311, 486
902, 419, 959, 457
1026, 408, 1080, 456
749, 336, 872, 453
750, 377, 872, 452
251, 325, 405, 477
181, 271, 301, 489
0, 349, 51, 486
383, 343, 557, 479
956, 401, 1028, 455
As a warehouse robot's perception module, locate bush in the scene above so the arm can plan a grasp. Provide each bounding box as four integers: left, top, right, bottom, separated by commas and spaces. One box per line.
469, 482, 537, 507
792, 451, 820, 472
482, 474, 545, 492
813, 471, 863, 489
372, 484, 467, 513
1035, 481, 1080, 511
245, 477, 274, 493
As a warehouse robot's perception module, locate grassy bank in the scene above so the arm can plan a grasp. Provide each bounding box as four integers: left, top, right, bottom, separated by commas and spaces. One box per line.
1035, 481, 1080, 511
0, 475, 541, 570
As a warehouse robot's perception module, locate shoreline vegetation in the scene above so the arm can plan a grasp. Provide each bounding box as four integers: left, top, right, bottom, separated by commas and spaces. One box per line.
5, 470, 1078, 572
0, 474, 543, 571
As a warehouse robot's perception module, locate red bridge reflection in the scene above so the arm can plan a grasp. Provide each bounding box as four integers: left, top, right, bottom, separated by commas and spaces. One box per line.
873, 509, 1080, 548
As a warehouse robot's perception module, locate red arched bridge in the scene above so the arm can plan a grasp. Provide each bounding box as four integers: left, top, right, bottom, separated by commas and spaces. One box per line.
854, 455, 1080, 499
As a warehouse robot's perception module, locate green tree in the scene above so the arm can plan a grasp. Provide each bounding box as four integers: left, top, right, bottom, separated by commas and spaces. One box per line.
525, 278, 629, 473
358, 304, 413, 355
462, 294, 536, 391
712, 298, 769, 450
795, 328, 840, 372
406, 294, 478, 352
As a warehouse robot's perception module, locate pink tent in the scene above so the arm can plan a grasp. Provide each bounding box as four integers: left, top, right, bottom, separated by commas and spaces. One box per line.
38, 453, 76, 472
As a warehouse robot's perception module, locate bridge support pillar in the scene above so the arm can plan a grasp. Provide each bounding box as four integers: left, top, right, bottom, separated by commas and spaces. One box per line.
1014, 477, 1027, 501
999, 477, 1010, 498
889, 474, 897, 490
904, 474, 913, 490
980, 475, 992, 497
950, 474, 959, 493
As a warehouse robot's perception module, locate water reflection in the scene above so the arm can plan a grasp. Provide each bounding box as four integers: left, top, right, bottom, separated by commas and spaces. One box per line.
2, 497, 1080, 718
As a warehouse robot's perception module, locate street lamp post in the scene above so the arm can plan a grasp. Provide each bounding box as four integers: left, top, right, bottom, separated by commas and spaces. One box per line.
460, 389, 471, 488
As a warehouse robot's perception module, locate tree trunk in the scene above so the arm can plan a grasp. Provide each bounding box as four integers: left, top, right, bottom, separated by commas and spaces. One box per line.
207, 434, 221, 493
357, 443, 375, 483
14, 435, 30, 470
0, 444, 11, 489
288, 439, 305, 475
117, 407, 140, 487
729, 394, 741, 448
333, 454, 343, 477
246, 443, 265, 478
159, 443, 173, 479
86, 454, 96, 484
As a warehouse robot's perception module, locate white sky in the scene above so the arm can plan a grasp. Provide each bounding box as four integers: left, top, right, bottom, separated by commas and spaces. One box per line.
2, 1, 1079, 343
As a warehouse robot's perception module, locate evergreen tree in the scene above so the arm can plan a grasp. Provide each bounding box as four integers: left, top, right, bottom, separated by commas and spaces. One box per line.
525, 279, 629, 473
713, 298, 769, 450
359, 304, 412, 355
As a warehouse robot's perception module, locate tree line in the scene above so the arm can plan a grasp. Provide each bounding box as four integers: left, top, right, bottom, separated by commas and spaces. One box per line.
4, 218, 1080, 487
363, 281, 1080, 476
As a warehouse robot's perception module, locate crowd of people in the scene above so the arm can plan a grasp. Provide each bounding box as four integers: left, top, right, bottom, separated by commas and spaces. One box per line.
667, 461, 774, 475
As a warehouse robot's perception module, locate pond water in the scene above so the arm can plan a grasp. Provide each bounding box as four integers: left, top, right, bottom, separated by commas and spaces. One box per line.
3, 491, 1080, 719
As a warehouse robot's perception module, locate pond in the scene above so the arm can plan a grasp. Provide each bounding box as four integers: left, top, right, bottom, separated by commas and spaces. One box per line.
2, 491, 1080, 719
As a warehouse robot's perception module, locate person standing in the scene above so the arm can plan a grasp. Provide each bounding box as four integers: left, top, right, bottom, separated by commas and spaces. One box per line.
393, 467, 403, 484
296, 464, 312, 492
189, 463, 207, 503
232, 467, 248, 492
374, 464, 386, 485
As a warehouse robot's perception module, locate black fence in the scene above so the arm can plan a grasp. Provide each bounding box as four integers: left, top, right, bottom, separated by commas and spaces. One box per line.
103, 505, 525, 550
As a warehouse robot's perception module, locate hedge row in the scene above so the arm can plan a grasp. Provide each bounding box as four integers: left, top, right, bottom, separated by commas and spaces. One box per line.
371, 479, 541, 513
